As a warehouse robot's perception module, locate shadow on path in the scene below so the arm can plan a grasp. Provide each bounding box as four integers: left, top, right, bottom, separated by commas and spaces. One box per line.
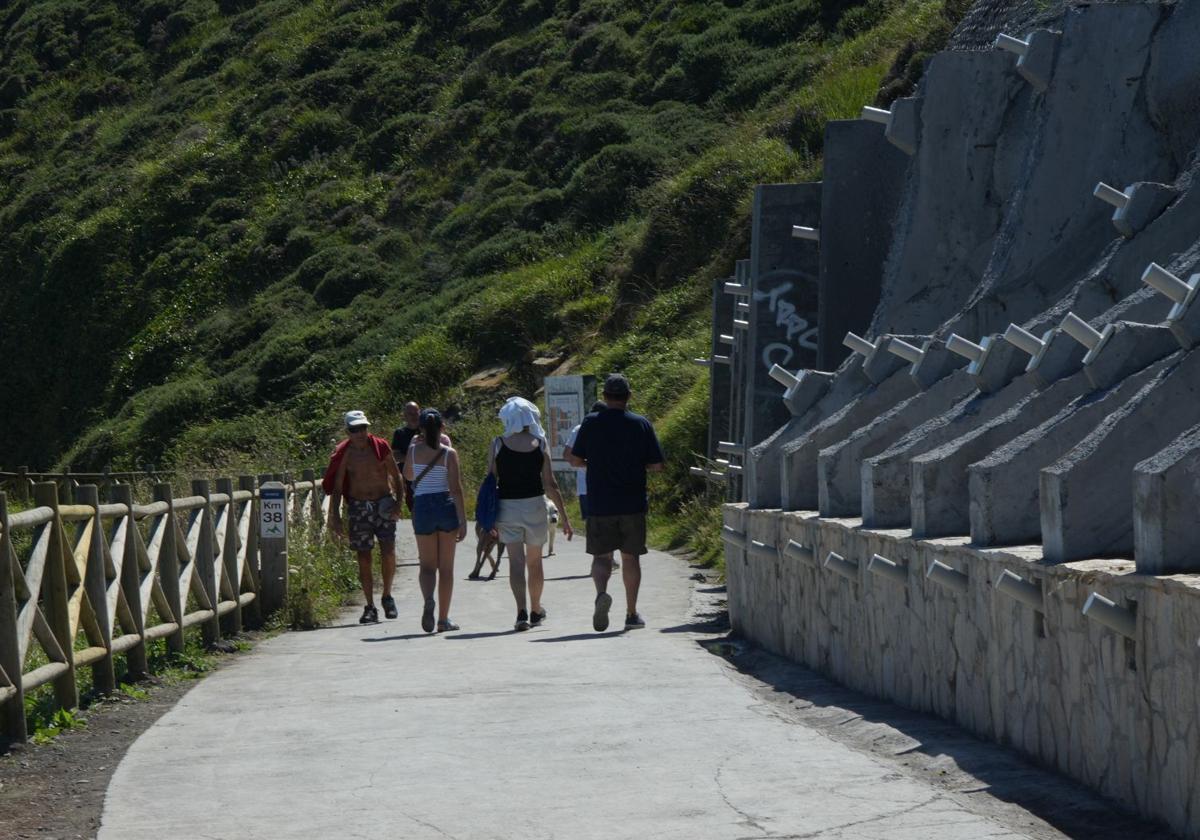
530, 631, 625, 642
708, 636, 1175, 839
442, 630, 521, 640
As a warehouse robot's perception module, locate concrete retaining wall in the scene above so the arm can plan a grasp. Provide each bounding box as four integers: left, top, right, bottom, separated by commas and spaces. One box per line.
725, 504, 1200, 837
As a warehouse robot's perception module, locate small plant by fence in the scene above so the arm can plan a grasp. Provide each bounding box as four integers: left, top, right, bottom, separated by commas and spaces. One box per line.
0, 470, 328, 742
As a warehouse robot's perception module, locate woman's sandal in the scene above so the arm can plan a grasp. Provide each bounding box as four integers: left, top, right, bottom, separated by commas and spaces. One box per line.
437, 619, 460, 632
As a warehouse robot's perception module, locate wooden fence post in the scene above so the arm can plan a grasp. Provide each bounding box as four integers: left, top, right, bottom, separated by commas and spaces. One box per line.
239, 476, 262, 628
0, 492, 27, 741
74, 485, 115, 696
110, 484, 148, 680
216, 478, 242, 636
35, 482, 78, 713
15, 467, 29, 503
258, 477, 289, 617
302, 469, 322, 525
191, 480, 221, 647
153, 483, 186, 655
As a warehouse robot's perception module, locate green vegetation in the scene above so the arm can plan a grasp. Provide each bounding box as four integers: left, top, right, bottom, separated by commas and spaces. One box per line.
276, 527, 360, 628
0, 0, 965, 570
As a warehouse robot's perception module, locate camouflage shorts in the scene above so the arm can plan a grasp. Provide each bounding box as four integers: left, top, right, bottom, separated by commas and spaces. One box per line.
347, 497, 397, 551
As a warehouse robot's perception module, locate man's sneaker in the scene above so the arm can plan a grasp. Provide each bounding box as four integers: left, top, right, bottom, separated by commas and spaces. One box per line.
381, 595, 398, 620
624, 612, 646, 629
421, 597, 436, 634
359, 604, 379, 624
530, 608, 547, 627
515, 610, 531, 631
593, 592, 612, 632
437, 619, 460, 632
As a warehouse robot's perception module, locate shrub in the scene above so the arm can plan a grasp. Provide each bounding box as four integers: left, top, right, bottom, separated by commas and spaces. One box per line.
314, 255, 390, 308
564, 142, 666, 226
376, 331, 471, 409
135, 377, 217, 456
276, 110, 360, 160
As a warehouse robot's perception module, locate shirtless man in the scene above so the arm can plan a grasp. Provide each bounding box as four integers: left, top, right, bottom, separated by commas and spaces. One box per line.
326, 410, 404, 624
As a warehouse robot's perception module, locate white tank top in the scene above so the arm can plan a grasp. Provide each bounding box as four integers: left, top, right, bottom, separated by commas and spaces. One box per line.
410, 447, 450, 496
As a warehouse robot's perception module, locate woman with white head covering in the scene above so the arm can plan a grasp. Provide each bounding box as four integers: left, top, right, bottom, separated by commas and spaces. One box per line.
488, 396, 572, 630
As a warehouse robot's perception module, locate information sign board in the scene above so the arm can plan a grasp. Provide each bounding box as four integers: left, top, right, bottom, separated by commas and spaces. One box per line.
259, 483, 287, 539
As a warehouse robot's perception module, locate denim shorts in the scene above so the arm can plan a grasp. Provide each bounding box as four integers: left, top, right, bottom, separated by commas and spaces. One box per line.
412, 491, 459, 535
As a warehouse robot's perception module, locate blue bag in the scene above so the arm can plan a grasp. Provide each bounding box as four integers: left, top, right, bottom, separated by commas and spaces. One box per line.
475, 473, 499, 532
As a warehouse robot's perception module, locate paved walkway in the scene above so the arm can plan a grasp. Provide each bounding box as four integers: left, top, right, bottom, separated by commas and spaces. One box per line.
99, 525, 1120, 839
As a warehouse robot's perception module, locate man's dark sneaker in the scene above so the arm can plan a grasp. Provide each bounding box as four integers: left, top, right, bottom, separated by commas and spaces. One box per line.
530, 608, 547, 627
437, 619, 460, 632
359, 604, 379, 625
515, 610, 531, 631
421, 597, 436, 633
381, 595, 398, 620
624, 612, 646, 630
593, 592, 612, 632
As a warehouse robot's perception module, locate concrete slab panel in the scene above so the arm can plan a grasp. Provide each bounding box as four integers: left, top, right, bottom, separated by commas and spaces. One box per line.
817, 121, 908, 370
871, 50, 1024, 337
1082, 321, 1178, 390
862, 376, 1038, 529
817, 371, 976, 517
1042, 349, 1200, 561
1134, 423, 1200, 574
907, 372, 1099, 537
969, 354, 1179, 547
747, 361, 865, 509
948, 4, 1173, 339
780, 369, 920, 511
707, 276, 735, 459
744, 184, 822, 451
1146, 0, 1200, 168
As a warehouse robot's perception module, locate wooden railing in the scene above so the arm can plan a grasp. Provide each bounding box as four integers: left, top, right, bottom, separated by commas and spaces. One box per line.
0, 467, 274, 501
0, 471, 328, 742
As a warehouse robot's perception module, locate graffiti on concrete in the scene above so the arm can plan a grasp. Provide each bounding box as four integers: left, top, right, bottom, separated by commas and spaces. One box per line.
754, 269, 818, 370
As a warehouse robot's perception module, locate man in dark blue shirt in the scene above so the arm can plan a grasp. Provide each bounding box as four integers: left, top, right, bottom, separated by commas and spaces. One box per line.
567, 374, 665, 632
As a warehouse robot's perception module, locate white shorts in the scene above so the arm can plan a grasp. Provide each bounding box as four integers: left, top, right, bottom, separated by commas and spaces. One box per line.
497, 496, 549, 546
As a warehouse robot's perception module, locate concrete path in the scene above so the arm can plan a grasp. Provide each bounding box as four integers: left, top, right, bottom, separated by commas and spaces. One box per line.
100, 526, 1109, 839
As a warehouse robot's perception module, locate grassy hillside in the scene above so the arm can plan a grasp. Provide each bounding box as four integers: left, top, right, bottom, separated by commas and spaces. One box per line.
0, 0, 961, 557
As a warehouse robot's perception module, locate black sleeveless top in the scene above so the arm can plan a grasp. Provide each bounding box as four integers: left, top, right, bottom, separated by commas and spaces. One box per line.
496, 440, 545, 499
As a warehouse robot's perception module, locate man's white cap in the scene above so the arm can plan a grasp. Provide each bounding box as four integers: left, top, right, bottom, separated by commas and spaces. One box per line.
344, 410, 371, 428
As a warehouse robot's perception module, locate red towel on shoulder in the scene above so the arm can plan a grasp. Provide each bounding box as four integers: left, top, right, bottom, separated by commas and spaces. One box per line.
322, 434, 392, 496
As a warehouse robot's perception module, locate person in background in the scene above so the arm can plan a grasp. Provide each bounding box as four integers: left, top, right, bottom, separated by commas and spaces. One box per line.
489, 396, 572, 631
392, 401, 452, 514
566, 375, 664, 632
403, 408, 467, 633
324, 411, 403, 624
391, 402, 421, 513
563, 401, 617, 569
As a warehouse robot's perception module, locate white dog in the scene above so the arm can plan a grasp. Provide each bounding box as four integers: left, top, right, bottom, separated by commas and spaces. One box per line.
545, 496, 559, 556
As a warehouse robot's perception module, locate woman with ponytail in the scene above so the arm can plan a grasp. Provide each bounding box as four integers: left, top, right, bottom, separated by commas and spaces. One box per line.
403, 408, 467, 633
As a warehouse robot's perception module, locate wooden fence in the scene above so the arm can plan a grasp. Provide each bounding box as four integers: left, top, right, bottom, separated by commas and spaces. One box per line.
0, 471, 328, 742
0, 467, 244, 501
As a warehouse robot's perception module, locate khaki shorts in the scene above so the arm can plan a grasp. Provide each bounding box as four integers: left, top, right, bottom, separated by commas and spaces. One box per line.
586, 513, 646, 556
497, 496, 548, 546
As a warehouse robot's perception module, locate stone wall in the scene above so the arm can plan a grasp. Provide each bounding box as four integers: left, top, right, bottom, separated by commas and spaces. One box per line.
724, 505, 1200, 836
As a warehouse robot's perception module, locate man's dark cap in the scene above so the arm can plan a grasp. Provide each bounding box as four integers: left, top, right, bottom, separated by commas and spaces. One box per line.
603, 373, 631, 398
